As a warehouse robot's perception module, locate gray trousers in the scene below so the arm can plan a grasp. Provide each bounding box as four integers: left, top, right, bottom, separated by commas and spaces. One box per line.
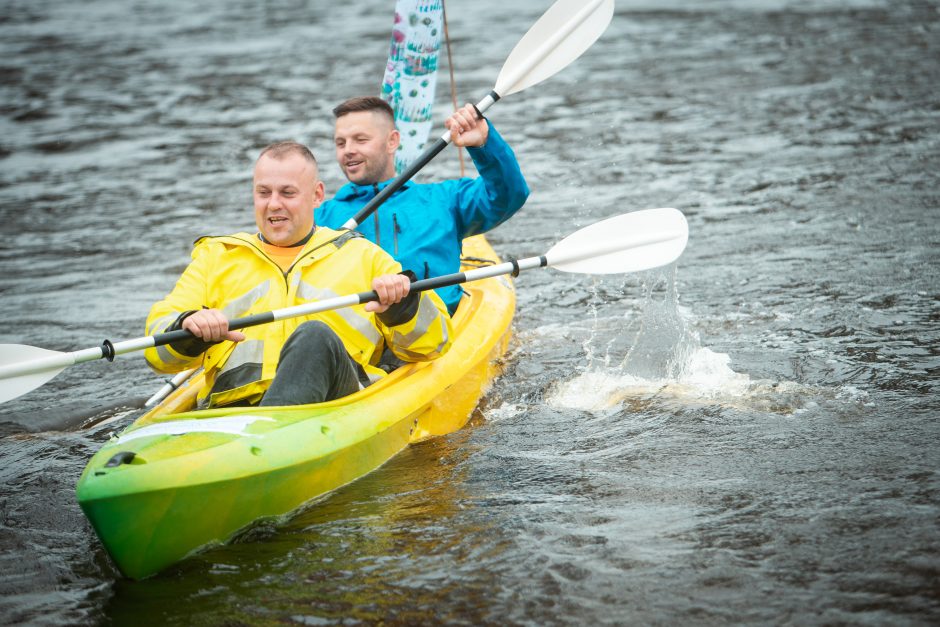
259, 321, 361, 406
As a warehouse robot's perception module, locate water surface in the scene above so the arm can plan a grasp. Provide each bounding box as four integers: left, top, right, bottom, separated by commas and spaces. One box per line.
0, 0, 938, 624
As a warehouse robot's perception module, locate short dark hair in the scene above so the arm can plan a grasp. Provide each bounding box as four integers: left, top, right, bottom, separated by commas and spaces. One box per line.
332, 96, 394, 121
257, 141, 318, 165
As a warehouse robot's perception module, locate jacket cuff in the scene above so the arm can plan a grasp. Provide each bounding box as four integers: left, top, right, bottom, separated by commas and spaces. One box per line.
466, 118, 503, 162
376, 270, 420, 327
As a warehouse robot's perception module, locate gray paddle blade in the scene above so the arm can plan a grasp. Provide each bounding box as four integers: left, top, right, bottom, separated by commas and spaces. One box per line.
0, 344, 72, 404
495, 0, 615, 97
546, 208, 689, 274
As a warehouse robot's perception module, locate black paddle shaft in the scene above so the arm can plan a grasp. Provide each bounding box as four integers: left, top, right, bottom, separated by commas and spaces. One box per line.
149, 311, 278, 349
145, 268, 485, 350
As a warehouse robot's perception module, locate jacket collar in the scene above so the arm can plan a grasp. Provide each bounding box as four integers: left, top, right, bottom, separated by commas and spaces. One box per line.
333, 177, 412, 201
202, 226, 353, 267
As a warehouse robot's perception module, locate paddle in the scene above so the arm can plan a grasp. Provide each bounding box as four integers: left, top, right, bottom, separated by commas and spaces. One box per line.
0, 208, 687, 404
0, 367, 199, 433
144, 367, 198, 407
342, 0, 615, 230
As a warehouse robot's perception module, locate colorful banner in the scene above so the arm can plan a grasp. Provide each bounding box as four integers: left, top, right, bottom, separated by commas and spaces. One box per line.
382, 0, 442, 174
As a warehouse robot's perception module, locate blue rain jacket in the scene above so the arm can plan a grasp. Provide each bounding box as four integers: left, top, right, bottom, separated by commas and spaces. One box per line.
316, 122, 529, 314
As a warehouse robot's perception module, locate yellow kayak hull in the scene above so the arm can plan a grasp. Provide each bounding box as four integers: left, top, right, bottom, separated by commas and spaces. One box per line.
75, 235, 514, 579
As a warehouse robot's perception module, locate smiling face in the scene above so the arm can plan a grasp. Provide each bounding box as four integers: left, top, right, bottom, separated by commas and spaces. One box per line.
253, 151, 324, 247
333, 110, 400, 185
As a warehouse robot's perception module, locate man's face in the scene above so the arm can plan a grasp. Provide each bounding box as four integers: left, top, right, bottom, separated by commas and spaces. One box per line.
253, 153, 324, 247
333, 111, 400, 185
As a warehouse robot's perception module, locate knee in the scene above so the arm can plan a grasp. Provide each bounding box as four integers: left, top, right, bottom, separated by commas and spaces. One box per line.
294, 320, 333, 340
289, 321, 345, 354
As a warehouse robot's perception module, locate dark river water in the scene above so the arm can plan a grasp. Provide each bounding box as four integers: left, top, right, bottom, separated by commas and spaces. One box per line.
1, 0, 938, 624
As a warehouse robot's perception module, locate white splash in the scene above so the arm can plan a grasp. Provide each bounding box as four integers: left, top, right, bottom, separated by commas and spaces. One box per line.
548, 346, 753, 411
544, 266, 805, 413
484, 403, 526, 422
677, 346, 753, 394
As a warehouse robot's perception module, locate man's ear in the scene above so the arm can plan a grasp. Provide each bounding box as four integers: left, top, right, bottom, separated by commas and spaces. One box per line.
313, 180, 326, 205
387, 129, 401, 154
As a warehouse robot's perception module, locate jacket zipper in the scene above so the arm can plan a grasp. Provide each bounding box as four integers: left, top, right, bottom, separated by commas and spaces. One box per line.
227, 235, 293, 291
227, 232, 347, 292
372, 184, 381, 247
392, 213, 401, 256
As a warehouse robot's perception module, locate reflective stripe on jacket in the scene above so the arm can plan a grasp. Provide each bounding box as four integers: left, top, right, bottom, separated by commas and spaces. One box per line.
145, 227, 453, 407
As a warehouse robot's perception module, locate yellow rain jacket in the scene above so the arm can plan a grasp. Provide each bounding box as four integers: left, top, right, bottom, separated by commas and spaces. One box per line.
145, 227, 452, 407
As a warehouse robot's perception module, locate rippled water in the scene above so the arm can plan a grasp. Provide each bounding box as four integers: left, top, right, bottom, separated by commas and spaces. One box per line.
1, 0, 938, 624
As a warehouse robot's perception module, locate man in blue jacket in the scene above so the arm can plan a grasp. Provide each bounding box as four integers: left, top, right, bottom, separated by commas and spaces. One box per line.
316, 96, 529, 315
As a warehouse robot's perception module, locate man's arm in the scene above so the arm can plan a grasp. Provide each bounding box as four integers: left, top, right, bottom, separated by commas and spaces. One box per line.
443, 105, 530, 238
144, 246, 228, 374
367, 256, 453, 363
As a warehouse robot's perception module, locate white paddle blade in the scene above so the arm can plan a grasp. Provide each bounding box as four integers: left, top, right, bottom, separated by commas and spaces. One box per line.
0, 344, 72, 403
546, 208, 689, 274
495, 0, 614, 97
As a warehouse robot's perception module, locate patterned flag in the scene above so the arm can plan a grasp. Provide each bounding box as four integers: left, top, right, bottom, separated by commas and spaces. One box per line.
381, 0, 442, 174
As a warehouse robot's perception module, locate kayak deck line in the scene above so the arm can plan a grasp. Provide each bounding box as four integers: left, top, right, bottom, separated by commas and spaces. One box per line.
113, 415, 277, 444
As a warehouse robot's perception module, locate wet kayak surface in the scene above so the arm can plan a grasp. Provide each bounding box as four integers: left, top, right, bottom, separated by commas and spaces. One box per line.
1, 0, 938, 624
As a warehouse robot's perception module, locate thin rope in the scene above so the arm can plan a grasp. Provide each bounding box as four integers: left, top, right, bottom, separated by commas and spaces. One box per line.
441, 0, 466, 177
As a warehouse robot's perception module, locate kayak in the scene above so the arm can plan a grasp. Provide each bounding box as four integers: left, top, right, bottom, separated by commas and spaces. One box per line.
75, 234, 514, 580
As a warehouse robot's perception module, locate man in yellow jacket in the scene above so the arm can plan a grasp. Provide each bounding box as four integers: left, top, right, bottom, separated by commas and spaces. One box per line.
145, 141, 453, 408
